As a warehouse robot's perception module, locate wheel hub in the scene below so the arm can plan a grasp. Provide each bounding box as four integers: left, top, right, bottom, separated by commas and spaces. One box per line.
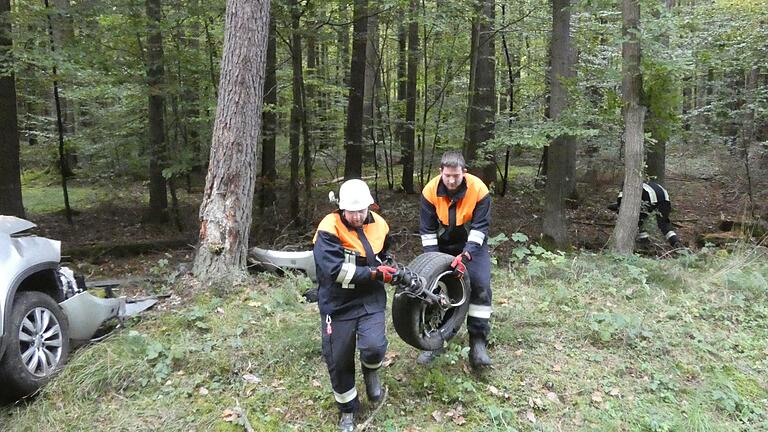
18, 307, 63, 377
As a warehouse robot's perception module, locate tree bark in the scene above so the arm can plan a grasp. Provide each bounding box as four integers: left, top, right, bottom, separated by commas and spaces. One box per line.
145, 0, 168, 223
343, 0, 368, 179
402, 0, 418, 193
464, 0, 496, 184
0, 0, 24, 217
193, 0, 270, 282
542, 0, 576, 250
259, 16, 277, 211
289, 0, 303, 222
611, 0, 645, 255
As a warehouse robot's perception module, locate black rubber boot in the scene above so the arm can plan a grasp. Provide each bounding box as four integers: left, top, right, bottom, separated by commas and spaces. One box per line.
363, 369, 382, 402
416, 347, 445, 365
339, 412, 355, 432
469, 336, 492, 368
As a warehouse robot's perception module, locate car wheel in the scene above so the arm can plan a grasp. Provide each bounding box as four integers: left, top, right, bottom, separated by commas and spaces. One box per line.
392, 252, 471, 351
0, 291, 70, 401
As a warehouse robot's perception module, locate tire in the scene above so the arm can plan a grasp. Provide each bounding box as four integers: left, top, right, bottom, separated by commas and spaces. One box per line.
0, 291, 70, 401
392, 252, 471, 350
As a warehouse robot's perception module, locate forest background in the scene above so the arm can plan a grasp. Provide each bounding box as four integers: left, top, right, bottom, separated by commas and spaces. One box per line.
1, 0, 767, 430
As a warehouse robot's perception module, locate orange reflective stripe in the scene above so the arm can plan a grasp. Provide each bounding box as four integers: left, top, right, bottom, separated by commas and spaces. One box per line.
422, 174, 488, 226
313, 211, 389, 257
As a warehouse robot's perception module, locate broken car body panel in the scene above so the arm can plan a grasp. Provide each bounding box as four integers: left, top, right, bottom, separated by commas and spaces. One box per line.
1, 216, 143, 345
249, 247, 317, 282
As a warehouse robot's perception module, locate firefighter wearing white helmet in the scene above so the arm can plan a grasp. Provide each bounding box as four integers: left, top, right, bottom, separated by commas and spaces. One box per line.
337, 179, 375, 211
313, 179, 396, 431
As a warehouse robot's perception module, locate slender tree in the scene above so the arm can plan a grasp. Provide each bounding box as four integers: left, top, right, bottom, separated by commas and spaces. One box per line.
402, 0, 418, 193
612, 0, 646, 254
145, 0, 169, 222
0, 0, 24, 217
193, 0, 270, 281
343, 0, 368, 179
289, 0, 303, 222
259, 15, 277, 211
542, 0, 576, 250
464, 0, 496, 184
644, 0, 675, 185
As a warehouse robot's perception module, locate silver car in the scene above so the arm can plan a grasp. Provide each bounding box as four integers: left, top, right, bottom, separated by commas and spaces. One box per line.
0, 216, 155, 401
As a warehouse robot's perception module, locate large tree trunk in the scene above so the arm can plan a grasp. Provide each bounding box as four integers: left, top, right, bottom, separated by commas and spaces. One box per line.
402, 0, 418, 193
343, 0, 368, 179
542, 0, 576, 250
611, 0, 645, 255
259, 16, 277, 211
145, 0, 168, 223
289, 0, 303, 222
193, 0, 270, 281
0, 0, 24, 217
464, 0, 496, 184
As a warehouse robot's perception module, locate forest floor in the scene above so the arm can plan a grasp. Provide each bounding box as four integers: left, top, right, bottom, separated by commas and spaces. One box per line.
2, 146, 768, 431
2, 244, 767, 431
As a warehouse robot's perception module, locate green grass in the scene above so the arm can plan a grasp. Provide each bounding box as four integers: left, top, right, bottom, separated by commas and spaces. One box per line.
2, 247, 768, 431
21, 185, 113, 214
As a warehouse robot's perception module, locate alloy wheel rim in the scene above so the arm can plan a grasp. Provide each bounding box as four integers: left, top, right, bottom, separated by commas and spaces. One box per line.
17, 307, 63, 377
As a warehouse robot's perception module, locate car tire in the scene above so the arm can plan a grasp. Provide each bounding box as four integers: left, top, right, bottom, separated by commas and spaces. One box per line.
0, 291, 70, 401
392, 252, 471, 351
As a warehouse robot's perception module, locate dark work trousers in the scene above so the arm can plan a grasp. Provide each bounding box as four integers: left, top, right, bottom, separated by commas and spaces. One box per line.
465, 243, 492, 339
439, 243, 493, 340
320, 310, 388, 413
638, 201, 674, 239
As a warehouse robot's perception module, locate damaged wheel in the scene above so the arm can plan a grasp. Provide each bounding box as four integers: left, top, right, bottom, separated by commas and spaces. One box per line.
392, 252, 470, 351
0, 291, 70, 401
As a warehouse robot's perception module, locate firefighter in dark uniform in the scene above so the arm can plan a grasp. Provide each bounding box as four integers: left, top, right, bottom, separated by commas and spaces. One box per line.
608, 181, 683, 247
417, 151, 493, 368
313, 179, 397, 432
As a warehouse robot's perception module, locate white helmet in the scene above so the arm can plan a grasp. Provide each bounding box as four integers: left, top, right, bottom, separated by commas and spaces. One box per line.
338, 179, 374, 211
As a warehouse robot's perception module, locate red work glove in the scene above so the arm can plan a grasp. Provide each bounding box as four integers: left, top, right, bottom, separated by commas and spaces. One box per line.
371, 265, 397, 283
450, 252, 471, 278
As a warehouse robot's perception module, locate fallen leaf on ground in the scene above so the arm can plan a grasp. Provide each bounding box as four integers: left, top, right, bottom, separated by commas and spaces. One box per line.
382, 351, 399, 367
452, 416, 466, 425
488, 385, 501, 396
221, 408, 239, 422
552, 364, 562, 372
198, 387, 209, 396
242, 374, 261, 384
591, 391, 603, 404
609, 388, 621, 397
526, 410, 536, 423
431, 410, 443, 422
311, 379, 322, 388
546, 391, 560, 402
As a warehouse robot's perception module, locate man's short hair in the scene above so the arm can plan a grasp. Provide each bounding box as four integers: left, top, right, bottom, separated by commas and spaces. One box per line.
440, 151, 466, 169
